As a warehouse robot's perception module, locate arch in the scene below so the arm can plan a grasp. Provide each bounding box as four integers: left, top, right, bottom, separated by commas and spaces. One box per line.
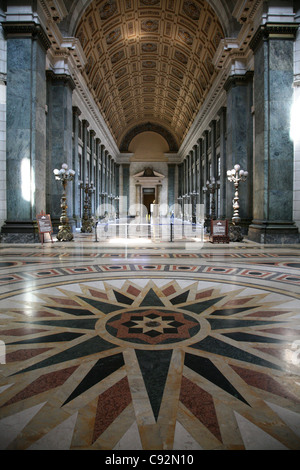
119, 123, 179, 153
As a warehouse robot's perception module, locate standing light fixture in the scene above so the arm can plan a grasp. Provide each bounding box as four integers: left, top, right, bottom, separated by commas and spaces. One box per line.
227, 164, 248, 241
203, 177, 220, 221
79, 180, 95, 233
53, 163, 75, 241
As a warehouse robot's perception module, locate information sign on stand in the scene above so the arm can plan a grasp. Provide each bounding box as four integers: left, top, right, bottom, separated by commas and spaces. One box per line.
36, 211, 53, 245
210, 219, 229, 244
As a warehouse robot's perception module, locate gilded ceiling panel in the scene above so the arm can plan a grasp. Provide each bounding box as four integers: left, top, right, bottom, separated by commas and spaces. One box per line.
75, 0, 224, 150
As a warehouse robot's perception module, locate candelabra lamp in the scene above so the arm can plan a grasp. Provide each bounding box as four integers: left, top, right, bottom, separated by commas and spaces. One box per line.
227, 164, 248, 241
79, 181, 95, 233
203, 177, 220, 221
53, 163, 75, 241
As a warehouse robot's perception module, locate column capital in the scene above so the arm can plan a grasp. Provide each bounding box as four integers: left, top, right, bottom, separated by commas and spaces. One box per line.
224, 71, 254, 92
3, 21, 51, 50
46, 69, 76, 90
249, 23, 299, 52
72, 106, 82, 117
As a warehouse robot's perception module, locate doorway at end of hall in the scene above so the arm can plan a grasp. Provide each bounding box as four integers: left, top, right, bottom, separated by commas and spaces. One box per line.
143, 187, 155, 216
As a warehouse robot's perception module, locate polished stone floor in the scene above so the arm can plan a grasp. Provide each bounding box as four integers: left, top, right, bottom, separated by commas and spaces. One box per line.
0, 234, 300, 450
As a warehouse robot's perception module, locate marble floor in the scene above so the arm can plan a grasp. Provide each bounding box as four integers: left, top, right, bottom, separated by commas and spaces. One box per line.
0, 234, 300, 451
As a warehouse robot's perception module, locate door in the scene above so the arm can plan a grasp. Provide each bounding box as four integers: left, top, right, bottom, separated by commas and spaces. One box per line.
143, 188, 155, 215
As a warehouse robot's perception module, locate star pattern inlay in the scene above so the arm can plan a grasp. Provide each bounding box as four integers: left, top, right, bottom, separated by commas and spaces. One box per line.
1, 277, 300, 450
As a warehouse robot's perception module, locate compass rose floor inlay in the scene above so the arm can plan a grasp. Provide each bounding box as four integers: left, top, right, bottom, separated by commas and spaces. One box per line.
0, 240, 300, 450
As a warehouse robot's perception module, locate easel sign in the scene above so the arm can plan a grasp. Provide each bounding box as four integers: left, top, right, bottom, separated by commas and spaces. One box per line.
36, 211, 53, 245
210, 219, 230, 244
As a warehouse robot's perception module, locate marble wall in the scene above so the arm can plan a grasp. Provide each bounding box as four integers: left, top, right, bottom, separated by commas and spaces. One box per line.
46, 73, 74, 229
248, 30, 299, 243
2, 29, 48, 241
293, 22, 300, 230
225, 74, 253, 227
0, 18, 6, 229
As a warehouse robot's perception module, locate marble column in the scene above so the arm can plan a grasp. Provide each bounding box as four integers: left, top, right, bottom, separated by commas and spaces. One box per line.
248, 24, 299, 243
195, 140, 201, 215
202, 131, 209, 222
115, 163, 120, 218
209, 120, 216, 180
122, 163, 130, 217
136, 184, 141, 206
108, 155, 112, 200
2, 22, 50, 242
0, 14, 6, 229
178, 162, 183, 217
46, 71, 75, 232
95, 137, 100, 215
72, 106, 81, 227
218, 107, 227, 219
224, 71, 253, 231
100, 142, 104, 214
90, 130, 96, 215
104, 151, 108, 212
168, 164, 175, 208
191, 147, 197, 223
198, 138, 204, 206
184, 156, 188, 220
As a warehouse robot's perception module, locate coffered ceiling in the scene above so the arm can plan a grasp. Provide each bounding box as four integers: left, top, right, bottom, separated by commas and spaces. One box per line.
75, 0, 224, 151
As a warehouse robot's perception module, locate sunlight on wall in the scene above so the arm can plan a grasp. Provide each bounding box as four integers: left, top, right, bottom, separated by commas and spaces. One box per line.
290, 89, 300, 143
21, 158, 31, 202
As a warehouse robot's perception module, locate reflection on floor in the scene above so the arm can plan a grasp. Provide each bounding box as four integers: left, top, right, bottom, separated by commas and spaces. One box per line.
0, 236, 300, 450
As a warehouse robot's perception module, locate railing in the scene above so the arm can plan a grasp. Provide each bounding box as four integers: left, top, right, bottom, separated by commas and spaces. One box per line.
94, 218, 204, 243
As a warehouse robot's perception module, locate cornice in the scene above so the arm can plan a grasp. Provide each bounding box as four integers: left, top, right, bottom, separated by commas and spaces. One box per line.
178, 69, 227, 159
224, 71, 254, 91
2, 21, 51, 50
39, 0, 68, 23
233, 0, 262, 25
46, 69, 76, 90
72, 73, 120, 160
249, 23, 299, 52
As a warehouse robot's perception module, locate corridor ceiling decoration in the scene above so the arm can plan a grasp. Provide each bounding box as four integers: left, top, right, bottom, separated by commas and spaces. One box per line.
75, 0, 224, 151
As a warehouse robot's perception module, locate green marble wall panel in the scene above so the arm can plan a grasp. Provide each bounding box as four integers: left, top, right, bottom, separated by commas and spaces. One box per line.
123, 164, 129, 215
6, 36, 46, 224
225, 75, 253, 226
248, 28, 299, 243
46, 74, 74, 228
168, 164, 175, 208
253, 39, 294, 223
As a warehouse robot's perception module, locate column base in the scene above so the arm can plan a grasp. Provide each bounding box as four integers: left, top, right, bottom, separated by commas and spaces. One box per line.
1, 221, 38, 243
51, 217, 76, 234
248, 220, 299, 244
229, 225, 244, 242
